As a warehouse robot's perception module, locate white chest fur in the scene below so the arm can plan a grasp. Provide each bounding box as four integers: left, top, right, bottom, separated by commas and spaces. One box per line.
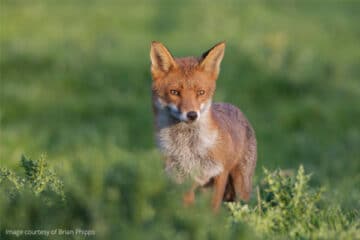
156, 113, 222, 185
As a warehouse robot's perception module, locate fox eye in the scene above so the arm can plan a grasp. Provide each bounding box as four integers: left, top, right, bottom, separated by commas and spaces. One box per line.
197, 90, 205, 96
170, 90, 180, 96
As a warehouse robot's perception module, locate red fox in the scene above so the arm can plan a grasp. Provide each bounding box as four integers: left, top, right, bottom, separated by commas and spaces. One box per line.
150, 41, 257, 212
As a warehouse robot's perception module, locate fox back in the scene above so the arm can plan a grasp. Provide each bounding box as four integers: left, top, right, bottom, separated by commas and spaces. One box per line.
150, 41, 257, 211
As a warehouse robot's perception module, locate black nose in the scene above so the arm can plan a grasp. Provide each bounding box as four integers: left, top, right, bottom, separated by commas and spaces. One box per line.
187, 111, 198, 121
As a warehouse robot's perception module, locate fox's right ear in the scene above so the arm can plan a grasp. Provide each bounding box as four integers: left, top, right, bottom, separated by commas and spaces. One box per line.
150, 41, 177, 78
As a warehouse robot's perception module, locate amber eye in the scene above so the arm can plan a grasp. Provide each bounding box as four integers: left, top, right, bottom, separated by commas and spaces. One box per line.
170, 90, 180, 96
197, 90, 205, 96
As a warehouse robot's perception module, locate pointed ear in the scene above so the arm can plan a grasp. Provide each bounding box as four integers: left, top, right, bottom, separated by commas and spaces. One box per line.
150, 41, 177, 77
199, 42, 225, 77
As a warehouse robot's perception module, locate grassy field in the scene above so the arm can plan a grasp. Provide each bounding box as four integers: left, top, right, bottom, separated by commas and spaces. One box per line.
1, 1, 359, 239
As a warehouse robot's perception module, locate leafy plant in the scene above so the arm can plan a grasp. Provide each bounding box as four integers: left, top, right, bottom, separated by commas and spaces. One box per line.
1, 155, 359, 239
0, 154, 65, 203
227, 166, 359, 239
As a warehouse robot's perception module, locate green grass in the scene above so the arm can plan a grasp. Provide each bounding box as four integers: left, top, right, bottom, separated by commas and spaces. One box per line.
1, 1, 360, 239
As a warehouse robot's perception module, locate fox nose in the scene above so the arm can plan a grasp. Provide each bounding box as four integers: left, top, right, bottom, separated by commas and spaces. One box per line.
186, 111, 198, 121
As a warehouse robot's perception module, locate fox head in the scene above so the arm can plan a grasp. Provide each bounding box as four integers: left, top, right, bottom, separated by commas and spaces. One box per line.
150, 41, 225, 123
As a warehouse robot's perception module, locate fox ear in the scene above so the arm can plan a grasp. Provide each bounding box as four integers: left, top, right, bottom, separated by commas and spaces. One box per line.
150, 41, 177, 77
199, 42, 225, 77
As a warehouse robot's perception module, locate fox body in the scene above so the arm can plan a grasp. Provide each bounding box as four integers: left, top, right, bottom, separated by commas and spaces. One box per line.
150, 41, 257, 212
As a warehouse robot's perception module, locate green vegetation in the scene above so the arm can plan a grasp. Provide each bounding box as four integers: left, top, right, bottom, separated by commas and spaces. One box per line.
228, 166, 359, 239
1, 1, 359, 239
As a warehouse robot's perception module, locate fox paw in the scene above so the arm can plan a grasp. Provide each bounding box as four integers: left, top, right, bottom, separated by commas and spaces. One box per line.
183, 191, 195, 206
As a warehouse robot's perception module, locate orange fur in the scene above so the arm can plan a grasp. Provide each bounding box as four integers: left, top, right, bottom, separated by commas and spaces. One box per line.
150, 41, 257, 212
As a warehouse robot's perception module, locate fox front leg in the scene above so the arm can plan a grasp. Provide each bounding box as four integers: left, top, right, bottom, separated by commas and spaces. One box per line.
183, 183, 200, 207
211, 172, 228, 212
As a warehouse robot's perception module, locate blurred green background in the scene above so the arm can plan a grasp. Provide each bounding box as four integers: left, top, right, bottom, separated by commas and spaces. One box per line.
1, 0, 359, 239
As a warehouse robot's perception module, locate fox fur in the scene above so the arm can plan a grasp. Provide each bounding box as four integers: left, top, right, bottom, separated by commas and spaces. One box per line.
150, 41, 257, 212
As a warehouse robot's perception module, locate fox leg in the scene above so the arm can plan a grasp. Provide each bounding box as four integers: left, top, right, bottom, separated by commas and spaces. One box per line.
211, 172, 229, 212
223, 175, 236, 202
183, 183, 199, 206
232, 139, 257, 201
231, 165, 251, 201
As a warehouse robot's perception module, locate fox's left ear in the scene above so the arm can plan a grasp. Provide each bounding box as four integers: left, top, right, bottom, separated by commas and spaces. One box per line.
199, 42, 226, 77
